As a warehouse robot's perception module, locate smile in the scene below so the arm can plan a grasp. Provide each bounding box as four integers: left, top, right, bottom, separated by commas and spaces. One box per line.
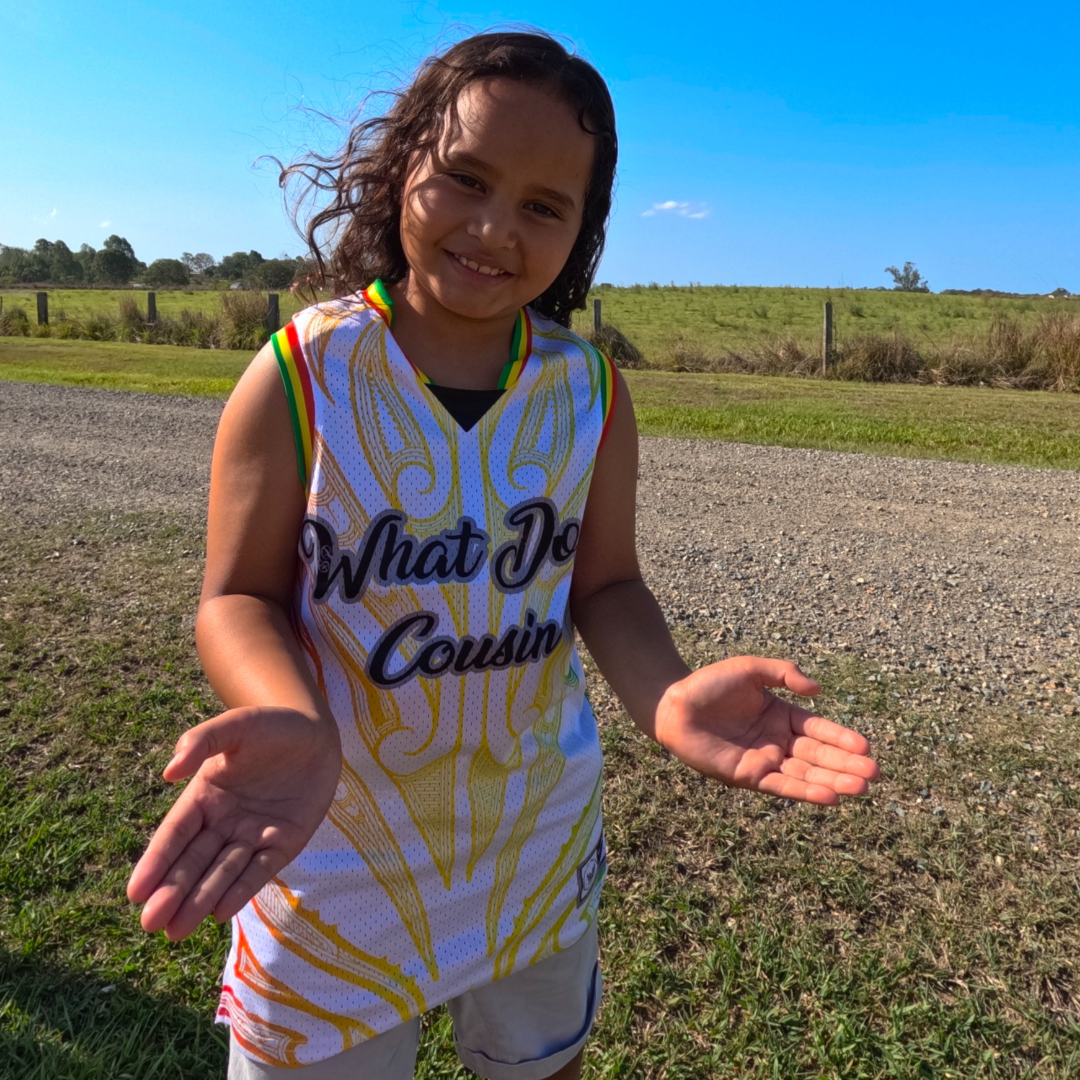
450, 252, 510, 277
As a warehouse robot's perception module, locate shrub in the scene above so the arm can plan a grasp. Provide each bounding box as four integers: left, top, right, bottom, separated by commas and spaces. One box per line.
0, 307, 31, 336
585, 322, 643, 369
1035, 313, 1080, 392
831, 333, 923, 382
221, 291, 269, 351
83, 311, 119, 341
117, 297, 147, 342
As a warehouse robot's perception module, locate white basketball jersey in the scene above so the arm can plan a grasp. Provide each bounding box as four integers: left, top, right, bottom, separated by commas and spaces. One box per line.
218, 282, 617, 1067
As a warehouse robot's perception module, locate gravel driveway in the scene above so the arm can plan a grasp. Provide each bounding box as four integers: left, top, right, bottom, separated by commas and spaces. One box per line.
4, 381, 1078, 691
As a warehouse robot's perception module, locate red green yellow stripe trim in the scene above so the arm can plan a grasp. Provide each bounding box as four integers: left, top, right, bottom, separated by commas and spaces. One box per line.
271, 323, 315, 488
597, 349, 618, 449
362, 279, 530, 391
496, 310, 531, 390
362, 278, 394, 328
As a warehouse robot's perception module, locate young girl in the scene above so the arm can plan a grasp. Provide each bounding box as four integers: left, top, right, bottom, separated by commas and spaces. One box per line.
127, 31, 878, 1080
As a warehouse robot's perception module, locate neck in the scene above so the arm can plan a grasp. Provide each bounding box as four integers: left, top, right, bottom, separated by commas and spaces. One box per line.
387, 274, 519, 390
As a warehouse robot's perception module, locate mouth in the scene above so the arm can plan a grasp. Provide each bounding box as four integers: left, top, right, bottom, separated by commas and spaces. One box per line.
447, 250, 512, 279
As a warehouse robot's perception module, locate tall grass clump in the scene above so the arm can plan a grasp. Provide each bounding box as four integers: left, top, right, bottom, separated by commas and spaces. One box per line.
584, 322, 643, 369
1034, 313, 1080, 391
221, 292, 269, 351
0, 307, 31, 336
830, 333, 923, 383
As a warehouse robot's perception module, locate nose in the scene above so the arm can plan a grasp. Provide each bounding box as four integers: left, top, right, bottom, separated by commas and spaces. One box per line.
466, 196, 516, 250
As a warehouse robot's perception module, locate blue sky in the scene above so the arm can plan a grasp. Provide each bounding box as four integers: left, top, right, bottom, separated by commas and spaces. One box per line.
2, 1, 1078, 292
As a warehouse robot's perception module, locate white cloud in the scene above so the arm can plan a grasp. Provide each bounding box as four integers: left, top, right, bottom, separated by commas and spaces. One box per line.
642, 200, 709, 220
99, 220, 110, 228
49, 208, 57, 218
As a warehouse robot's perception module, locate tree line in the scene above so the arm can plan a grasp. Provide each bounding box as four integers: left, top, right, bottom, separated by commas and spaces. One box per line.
0, 237, 309, 290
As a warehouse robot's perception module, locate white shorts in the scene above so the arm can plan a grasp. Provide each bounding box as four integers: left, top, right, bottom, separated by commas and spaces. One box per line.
227, 921, 601, 1080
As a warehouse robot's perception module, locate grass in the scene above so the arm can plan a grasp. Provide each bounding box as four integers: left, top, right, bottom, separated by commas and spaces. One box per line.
0, 338, 251, 396
2, 339, 1079, 469
570, 285, 1080, 360
627, 371, 1080, 470
0, 287, 308, 323
2, 514, 1078, 1078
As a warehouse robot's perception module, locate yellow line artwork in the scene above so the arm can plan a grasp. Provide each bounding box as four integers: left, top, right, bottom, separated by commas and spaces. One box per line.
253, 879, 427, 1021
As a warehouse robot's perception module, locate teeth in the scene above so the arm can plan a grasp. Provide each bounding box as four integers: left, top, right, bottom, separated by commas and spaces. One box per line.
456, 254, 505, 276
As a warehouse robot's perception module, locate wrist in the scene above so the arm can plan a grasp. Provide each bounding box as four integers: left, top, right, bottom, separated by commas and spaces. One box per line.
650, 673, 691, 753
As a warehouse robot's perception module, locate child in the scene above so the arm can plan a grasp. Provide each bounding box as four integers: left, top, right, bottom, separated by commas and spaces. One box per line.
127, 31, 878, 1080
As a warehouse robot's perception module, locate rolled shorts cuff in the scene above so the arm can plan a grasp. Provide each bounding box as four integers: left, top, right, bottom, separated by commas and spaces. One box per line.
453, 959, 602, 1080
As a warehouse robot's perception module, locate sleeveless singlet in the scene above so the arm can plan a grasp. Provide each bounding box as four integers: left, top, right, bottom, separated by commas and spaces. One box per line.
217, 282, 618, 1068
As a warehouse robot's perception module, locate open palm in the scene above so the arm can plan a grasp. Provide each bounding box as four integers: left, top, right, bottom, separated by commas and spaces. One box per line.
127, 706, 342, 941
654, 656, 879, 804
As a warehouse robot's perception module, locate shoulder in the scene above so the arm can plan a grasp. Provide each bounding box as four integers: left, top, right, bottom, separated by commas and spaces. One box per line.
527, 308, 611, 379
289, 289, 387, 343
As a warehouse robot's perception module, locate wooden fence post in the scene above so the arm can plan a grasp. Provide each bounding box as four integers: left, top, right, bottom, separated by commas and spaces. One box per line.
36, 292, 48, 326
146, 292, 157, 324
266, 293, 280, 335
593, 298, 602, 332
822, 301, 834, 373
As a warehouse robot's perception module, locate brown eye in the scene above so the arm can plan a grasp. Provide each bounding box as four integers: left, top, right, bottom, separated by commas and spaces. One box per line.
526, 202, 559, 219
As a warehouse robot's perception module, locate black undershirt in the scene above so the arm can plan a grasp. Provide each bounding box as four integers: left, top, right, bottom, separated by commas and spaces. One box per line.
427, 383, 506, 432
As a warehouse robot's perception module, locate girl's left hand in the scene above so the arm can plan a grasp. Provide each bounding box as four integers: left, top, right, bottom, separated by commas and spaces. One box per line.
654, 656, 879, 804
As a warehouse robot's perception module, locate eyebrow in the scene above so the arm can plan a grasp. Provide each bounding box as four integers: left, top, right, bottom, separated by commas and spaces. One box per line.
442, 151, 579, 213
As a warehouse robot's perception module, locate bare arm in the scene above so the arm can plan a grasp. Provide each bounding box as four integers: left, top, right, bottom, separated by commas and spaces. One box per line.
570, 372, 879, 804
127, 344, 342, 940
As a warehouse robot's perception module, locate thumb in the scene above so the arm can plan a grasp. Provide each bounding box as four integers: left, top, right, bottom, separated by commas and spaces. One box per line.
162, 706, 261, 782
735, 656, 821, 698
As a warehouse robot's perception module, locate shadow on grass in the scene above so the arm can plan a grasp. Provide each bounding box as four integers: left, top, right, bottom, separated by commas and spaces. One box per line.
0, 947, 227, 1080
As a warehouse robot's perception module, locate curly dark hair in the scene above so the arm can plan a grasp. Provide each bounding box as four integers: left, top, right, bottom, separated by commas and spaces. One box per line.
281, 31, 617, 326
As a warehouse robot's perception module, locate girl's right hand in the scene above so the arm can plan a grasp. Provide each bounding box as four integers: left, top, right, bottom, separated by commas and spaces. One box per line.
126, 705, 342, 941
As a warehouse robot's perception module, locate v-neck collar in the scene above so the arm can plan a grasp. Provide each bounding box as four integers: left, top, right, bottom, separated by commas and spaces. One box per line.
361, 279, 532, 392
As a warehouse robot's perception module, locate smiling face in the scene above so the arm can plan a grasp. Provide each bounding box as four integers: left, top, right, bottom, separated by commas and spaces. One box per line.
398, 77, 595, 325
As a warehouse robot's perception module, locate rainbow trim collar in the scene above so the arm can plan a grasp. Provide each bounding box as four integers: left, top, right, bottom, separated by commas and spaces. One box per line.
361, 279, 532, 391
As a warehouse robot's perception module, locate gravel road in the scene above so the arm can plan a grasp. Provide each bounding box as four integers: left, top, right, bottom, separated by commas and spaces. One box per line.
4, 381, 1078, 689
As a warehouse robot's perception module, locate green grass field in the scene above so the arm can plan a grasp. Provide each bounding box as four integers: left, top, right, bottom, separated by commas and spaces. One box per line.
2, 337, 1079, 469
0, 287, 308, 323
5, 285, 1079, 365
3, 515, 1078, 1078
572, 285, 1079, 360
2, 347, 1078, 1076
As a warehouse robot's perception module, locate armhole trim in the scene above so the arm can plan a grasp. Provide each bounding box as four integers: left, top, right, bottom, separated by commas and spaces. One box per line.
270, 322, 314, 490
597, 351, 618, 451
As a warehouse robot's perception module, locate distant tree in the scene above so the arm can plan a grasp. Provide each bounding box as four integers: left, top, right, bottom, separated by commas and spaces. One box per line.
102, 234, 137, 263
144, 258, 191, 287
217, 250, 264, 281
75, 244, 97, 283
1049, 287, 1071, 299
181, 251, 216, 277
0, 245, 35, 284
885, 261, 930, 292
94, 247, 136, 284
48, 240, 81, 283
253, 258, 298, 290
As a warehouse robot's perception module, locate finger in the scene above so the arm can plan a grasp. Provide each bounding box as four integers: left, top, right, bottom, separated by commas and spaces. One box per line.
214, 848, 293, 924
164, 840, 255, 941
733, 657, 821, 698
790, 735, 880, 779
127, 789, 205, 904
138, 827, 227, 933
790, 712, 873, 756
755, 770, 840, 806
780, 757, 871, 796
162, 707, 261, 782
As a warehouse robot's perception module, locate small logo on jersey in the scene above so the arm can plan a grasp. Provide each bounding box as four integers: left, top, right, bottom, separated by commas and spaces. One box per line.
575, 836, 606, 907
